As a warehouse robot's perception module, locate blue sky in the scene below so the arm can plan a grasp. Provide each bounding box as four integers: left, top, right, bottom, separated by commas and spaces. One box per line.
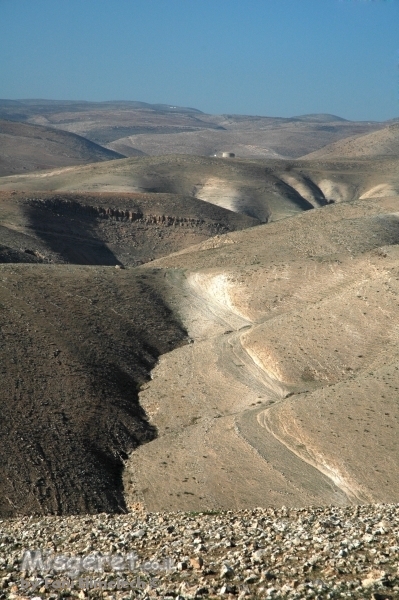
1, 0, 399, 120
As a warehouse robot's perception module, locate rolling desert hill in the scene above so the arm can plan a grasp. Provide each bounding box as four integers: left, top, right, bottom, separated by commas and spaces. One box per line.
0, 100, 223, 146
1, 174, 399, 515
105, 115, 383, 160
303, 121, 399, 160
1, 153, 399, 222
0, 119, 124, 177
0, 190, 258, 267
0, 99, 387, 159
124, 194, 399, 511
2, 101, 399, 520
0, 155, 321, 223
0, 189, 259, 517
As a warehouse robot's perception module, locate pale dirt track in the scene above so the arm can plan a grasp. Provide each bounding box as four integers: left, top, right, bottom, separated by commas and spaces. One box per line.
124, 197, 399, 511
124, 268, 351, 510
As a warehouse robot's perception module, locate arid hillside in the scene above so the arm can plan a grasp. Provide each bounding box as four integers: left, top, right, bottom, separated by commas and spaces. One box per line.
0, 120, 124, 176
0, 99, 386, 159
0, 190, 258, 267
0, 100, 225, 146
0, 264, 188, 517
0, 187, 258, 516
106, 115, 385, 160
1, 154, 399, 223
1, 106, 399, 519
125, 195, 399, 512
2, 186, 399, 516
303, 121, 399, 160
0, 156, 319, 223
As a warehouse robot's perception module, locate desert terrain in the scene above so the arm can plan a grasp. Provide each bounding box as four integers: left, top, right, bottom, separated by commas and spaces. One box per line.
3, 505, 399, 599
0, 120, 123, 176
1, 102, 399, 522
303, 122, 399, 160
0, 99, 387, 161
0, 187, 257, 516
0, 190, 257, 267
2, 99, 399, 598
124, 195, 399, 512
2, 149, 399, 221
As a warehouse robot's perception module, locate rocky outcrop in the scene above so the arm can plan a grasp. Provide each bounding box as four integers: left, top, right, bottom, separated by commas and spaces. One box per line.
27, 198, 215, 228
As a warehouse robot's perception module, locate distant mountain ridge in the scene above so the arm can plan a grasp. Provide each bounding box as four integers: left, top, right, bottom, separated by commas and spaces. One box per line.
0, 99, 396, 162
0, 99, 203, 120
289, 113, 349, 122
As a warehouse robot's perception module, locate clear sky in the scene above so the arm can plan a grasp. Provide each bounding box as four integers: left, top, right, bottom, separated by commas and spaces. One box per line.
1, 0, 399, 121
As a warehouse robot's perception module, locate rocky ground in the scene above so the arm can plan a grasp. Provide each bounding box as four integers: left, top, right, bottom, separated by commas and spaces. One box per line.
0, 264, 188, 517
1, 504, 399, 599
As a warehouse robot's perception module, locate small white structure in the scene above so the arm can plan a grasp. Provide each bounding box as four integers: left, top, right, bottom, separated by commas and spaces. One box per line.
222, 152, 235, 158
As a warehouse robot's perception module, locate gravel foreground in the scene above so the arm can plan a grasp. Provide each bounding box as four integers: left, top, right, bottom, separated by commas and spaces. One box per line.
1, 505, 399, 600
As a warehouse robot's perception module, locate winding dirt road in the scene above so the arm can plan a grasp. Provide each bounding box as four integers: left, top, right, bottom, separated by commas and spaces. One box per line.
124, 267, 353, 510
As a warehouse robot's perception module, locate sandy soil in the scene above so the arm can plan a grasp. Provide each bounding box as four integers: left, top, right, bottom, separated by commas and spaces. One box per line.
124, 195, 399, 511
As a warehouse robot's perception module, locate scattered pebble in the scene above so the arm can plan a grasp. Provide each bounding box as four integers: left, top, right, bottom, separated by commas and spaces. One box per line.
1, 504, 399, 598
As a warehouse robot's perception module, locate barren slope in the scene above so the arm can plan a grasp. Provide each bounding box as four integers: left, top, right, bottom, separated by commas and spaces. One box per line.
2, 154, 399, 223
0, 264, 187, 517
302, 122, 399, 160
0, 120, 124, 176
124, 195, 399, 510
107, 118, 384, 159
0, 100, 220, 145
0, 187, 260, 517
2, 129, 399, 516
0, 100, 385, 158
0, 156, 318, 223
0, 191, 258, 267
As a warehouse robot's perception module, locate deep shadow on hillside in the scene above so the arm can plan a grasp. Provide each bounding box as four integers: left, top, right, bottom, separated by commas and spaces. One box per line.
0, 265, 186, 516
24, 198, 123, 265
0, 190, 258, 517
0, 191, 260, 267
